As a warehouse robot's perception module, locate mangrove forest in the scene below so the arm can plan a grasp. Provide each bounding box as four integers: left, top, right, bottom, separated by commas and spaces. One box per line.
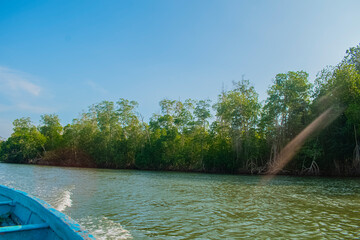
1, 43, 360, 176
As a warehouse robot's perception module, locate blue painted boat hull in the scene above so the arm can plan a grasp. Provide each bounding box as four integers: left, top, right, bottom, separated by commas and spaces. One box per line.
0, 185, 95, 240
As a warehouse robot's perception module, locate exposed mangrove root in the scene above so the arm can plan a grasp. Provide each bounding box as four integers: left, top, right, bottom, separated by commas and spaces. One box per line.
245, 158, 266, 174
353, 125, 360, 169
264, 106, 343, 180
301, 160, 320, 175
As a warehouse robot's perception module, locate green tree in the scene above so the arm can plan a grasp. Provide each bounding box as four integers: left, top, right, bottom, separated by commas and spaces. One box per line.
343, 42, 360, 72
193, 99, 211, 169
39, 114, 63, 151
313, 62, 360, 173
92, 101, 120, 167
214, 80, 261, 172
116, 98, 143, 168
261, 71, 312, 171
0, 118, 45, 163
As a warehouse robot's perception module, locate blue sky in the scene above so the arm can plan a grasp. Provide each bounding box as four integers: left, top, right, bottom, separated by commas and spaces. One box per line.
1, 0, 360, 138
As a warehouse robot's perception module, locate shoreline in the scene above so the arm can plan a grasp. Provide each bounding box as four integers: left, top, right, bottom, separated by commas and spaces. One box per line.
2, 161, 359, 178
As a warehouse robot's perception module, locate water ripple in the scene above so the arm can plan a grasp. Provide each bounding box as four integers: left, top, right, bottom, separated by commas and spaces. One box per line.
1, 164, 360, 239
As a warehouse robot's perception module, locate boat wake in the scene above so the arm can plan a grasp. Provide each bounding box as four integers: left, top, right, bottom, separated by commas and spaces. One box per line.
78, 216, 133, 240
55, 186, 74, 212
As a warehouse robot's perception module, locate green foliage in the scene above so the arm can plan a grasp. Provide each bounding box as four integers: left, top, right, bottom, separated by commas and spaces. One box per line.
343, 42, 360, 72
213, 79, 261, 170
311, 58, 360, 174
259, 71, 312, 172
262, 71, 311, 139
39, 114, 63, 151
2, 43, 360, 176
0, 118, 45, 163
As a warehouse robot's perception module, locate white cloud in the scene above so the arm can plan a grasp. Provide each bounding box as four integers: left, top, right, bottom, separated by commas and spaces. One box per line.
86, 80, 108, 95
0, 65, 56, 115
0, 66, 57, 138
16, 103, 55, 114
10, 79, 41, 96
0, 66, 42, 97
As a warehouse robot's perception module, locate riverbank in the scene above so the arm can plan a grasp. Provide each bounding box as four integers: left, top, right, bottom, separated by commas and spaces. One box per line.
5, 149, 359, 178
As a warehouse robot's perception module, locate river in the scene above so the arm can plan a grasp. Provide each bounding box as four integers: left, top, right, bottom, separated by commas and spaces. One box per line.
0, 163, 359, 239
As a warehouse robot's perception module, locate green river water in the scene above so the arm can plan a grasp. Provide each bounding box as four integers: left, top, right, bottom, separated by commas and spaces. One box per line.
0, 163, 359, 239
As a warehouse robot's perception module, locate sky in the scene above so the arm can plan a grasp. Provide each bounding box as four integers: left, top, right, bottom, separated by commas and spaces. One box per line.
1, 0, 360, 139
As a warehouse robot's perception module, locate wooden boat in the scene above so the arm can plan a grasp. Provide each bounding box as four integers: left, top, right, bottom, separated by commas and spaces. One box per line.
0, 185, 95, 240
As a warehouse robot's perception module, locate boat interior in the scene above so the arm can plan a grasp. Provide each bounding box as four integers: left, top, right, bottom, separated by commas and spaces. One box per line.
0, 194, 58, 239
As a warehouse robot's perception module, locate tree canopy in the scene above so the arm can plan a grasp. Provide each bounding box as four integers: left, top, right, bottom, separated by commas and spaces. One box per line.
1, 43, 360, 176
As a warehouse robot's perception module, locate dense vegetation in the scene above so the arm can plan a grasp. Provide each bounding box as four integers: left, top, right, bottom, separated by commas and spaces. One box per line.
1, 44, 360, 176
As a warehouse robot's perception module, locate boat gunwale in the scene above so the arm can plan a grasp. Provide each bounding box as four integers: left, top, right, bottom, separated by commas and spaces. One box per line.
0, 185, 95, 240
